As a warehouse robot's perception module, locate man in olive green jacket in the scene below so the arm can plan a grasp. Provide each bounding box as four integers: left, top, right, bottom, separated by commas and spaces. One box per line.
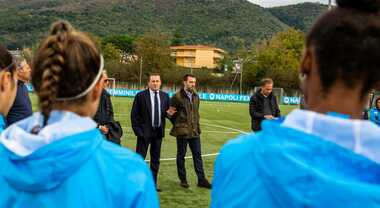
168, 74, 211, 189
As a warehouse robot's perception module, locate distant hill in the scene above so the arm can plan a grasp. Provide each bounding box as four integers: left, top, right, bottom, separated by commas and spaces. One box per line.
268, 2, 328, 32
0, 0, 288, 51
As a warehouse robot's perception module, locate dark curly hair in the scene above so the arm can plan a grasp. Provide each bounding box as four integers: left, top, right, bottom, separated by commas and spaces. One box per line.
306, 0, 380, 97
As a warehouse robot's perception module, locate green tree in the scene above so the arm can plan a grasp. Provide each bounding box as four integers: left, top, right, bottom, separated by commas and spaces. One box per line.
171, 30, 185, 46
102, 35, 135, 54
105, 60, 140, 82
102, 43, 122, 61
243, 28, 305, 89
134, 30, 175, 81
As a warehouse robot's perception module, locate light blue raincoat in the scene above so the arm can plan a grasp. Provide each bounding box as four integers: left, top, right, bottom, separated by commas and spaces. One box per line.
369, 108, 380, 126
0, 111, 159, 208
0, 115, 5, 132
211, 110, 380, 208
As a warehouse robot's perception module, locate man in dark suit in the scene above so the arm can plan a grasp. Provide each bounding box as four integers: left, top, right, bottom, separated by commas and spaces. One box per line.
131, 73, 170, 191
249, 78, 281, 131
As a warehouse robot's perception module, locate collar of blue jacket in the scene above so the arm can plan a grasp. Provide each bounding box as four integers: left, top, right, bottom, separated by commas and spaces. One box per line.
0, 111, 158, 207
211, 109, 380, 208
283, 109, 380, 163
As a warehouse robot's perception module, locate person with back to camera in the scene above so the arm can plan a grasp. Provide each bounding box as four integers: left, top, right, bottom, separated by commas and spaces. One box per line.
0, 46, 18, 132
6, 55, 33, 126
0, 21, 159, 208
212, 0, 380, 207
93, 71, 123, 145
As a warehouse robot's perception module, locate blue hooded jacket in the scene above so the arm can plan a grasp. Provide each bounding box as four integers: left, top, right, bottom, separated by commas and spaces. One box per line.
369, 107, 380, 126
0, 115, 5, 132
211, 110, 380, 208
0, 111, 159, 208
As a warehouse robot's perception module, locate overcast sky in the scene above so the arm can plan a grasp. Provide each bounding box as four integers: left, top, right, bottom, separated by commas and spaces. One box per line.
249, 0, 330, 7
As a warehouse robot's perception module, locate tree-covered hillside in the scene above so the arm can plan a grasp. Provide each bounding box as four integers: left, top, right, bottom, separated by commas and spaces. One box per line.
269, 2, 327, 32
0, 0, 288, 51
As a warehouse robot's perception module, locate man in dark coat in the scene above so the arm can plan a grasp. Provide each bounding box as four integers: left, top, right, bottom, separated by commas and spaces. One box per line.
6, 58, 32, 126
249, 78, 281, 132
131, 73, 170, 191
93, 72, 123, 145
169, 74, 211, 189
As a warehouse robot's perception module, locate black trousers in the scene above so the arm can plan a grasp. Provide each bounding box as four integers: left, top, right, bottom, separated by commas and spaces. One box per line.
136, 130, 162, 185
176, 136, 206, 182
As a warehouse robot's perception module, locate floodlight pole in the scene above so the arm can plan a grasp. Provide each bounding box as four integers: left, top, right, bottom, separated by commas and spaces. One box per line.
139, 57, 143, 88
239, 61, 243, 94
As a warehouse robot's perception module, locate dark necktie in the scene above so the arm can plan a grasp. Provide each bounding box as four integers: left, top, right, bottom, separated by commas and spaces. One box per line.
154, 91, 159, 127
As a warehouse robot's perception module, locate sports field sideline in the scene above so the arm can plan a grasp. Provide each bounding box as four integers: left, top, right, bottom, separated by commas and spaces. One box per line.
30, 94, 297, 208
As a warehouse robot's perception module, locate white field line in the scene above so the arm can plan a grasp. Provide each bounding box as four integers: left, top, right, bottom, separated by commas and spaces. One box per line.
201, 123, 249, 135
114, 113, 130, 116
146, 153, 220, 162
121, 127, 238, 134
140, 123, 249, 162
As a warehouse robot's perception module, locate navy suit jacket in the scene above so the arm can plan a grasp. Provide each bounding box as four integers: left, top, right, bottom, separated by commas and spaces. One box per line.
131, 89, 170, 139
6, 81, 33, 126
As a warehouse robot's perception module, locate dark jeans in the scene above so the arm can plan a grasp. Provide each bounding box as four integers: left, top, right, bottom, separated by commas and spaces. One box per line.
136, 129, 162, 185
176, 136, 206, 182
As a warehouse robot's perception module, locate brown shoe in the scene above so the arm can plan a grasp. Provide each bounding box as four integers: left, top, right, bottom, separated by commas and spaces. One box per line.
197, 179, 212, 189
180, 180, 190, 188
